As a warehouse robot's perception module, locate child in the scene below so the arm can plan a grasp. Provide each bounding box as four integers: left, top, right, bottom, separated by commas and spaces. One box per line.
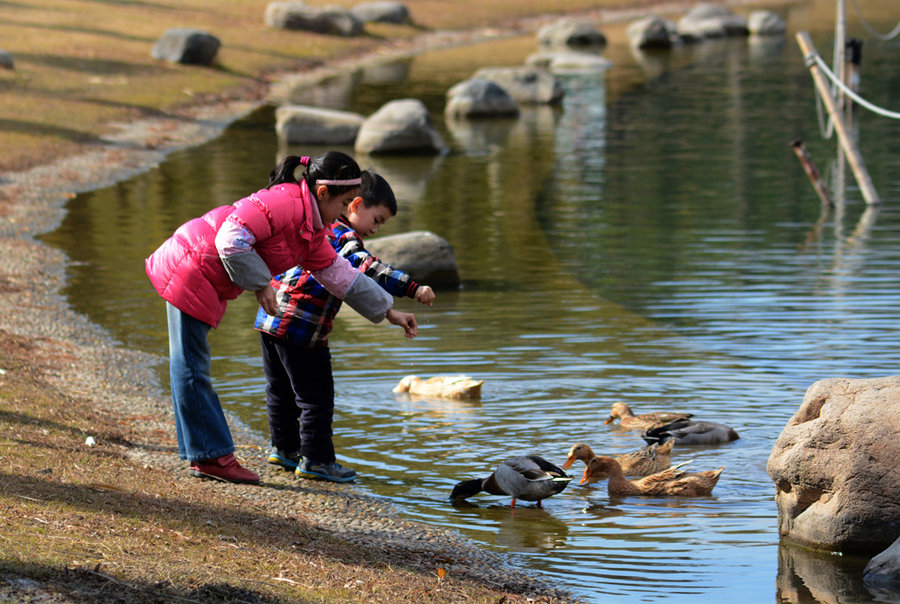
145, 153, 418, 484
255, 171, 435, 483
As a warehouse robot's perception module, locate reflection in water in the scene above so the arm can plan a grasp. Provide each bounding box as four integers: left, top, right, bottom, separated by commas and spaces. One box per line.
450, 504, 570, 551
776, 543, 877, 604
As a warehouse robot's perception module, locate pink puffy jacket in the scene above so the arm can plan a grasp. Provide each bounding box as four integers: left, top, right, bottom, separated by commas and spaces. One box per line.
145, 180, 337, 327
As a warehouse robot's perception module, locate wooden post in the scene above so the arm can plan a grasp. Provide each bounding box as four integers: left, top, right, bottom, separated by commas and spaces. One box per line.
796, 32, 880, 205
792, 140, 832, 207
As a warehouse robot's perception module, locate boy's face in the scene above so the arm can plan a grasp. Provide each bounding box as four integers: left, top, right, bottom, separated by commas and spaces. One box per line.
347, 197, 391, 238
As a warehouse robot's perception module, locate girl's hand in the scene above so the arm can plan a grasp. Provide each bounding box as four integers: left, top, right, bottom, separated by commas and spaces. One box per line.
386, 309, 417, 338
256, 285, 277, 315
415, 285, 435, 306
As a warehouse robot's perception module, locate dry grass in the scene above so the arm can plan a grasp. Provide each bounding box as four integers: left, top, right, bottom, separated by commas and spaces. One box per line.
0, 328, 562, 602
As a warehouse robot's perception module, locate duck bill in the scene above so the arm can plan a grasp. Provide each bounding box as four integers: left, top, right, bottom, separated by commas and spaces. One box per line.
562, 456, 575, 470
603, 417, 614, 424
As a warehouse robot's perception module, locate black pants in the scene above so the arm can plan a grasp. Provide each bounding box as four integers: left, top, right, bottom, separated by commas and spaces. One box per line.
259, 332, 335, 463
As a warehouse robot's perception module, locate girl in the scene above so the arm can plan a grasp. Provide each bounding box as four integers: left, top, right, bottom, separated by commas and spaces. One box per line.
145, 153, 417, 484
255, 171, 435, 483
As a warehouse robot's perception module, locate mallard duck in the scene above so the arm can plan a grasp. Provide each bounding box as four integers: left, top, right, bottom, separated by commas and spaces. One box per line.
642, 418, 739, 445
580, 455, 723, 497
604, 402, 693, 431
563, 441, 675, 476
392, 375, 484, 400
450, 455, 573, 508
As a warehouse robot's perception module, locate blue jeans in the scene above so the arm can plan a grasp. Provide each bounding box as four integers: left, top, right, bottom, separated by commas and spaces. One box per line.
166, 302, 235, 462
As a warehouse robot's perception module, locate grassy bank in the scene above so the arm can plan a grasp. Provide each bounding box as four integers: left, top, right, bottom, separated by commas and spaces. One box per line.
0, 0, 652, 174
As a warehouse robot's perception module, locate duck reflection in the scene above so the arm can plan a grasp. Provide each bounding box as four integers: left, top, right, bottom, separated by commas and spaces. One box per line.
450, 503, 570, 552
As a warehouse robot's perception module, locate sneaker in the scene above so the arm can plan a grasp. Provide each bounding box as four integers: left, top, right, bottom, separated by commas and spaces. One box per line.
190, 454, 260, 484
295, 457, 356, 483
267, 447, 300, 471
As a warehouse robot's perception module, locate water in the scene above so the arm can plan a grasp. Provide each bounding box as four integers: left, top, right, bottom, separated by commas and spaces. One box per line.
40, 2, 900, 601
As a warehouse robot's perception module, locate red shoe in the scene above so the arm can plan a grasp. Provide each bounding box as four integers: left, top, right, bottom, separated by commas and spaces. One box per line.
190, 454, 260, 484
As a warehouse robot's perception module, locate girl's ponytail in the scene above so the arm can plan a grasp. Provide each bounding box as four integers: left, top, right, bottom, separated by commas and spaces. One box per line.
267, 155, 310, 188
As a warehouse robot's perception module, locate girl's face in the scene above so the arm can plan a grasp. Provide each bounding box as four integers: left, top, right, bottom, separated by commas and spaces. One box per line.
315, 184, 358, 225
346, 197, 392, 238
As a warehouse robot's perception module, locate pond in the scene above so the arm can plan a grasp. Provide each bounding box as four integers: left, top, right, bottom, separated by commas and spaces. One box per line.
41, 1, 900, 601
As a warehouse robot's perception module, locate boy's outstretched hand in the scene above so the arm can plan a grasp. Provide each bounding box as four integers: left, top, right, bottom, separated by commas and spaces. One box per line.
386, 309, 417, 338
415, 285, 435, 306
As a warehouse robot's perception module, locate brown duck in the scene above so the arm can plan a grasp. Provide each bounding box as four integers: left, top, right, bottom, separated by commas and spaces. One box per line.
604, 402, 693, 431
580, 455, 723, 497
563, 441, 675, 476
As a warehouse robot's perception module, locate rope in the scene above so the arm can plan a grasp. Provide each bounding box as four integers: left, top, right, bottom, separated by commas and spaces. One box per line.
809, 52, 900, 119
847, 0, 900, 41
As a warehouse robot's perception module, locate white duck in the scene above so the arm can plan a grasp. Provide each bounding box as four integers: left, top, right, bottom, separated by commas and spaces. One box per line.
450, 455, 573, 508
392, 375, 483, 400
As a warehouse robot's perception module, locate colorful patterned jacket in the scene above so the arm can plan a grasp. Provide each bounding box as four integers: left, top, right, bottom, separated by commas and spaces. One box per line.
254, 217, 420, 346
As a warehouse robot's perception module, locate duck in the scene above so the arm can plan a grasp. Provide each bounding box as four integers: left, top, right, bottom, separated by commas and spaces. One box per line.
450, 455, 573, 508
562, 440, 675, 476
392, 375, 484, 400
604, 402, 693, 431
580, 455, 724, 497
641, 418, 740, 445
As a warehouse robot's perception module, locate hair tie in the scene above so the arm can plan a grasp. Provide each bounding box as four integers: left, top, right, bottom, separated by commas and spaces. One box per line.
300, 156, 311, 167
317, 177, 362, 186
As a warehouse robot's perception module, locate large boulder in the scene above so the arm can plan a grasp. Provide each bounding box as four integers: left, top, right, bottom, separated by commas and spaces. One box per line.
445, 78, 519, 120
151, 29, 220, 65
265, 2, 364, 36
365, 231, 460, 288
677, 3, 749, 41
473, 67, 564, 105
351, 1, 411, 24
767, 376, 900, 553
748, 10, 787, 36
538, 19, 607, 48
864, 537, 900, 591
275, 105, 365, 145
355, 98, 446, 155
627, 15, 679, 49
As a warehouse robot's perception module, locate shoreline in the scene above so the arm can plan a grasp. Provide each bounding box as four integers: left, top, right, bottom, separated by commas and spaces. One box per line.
0, 1, 771, 599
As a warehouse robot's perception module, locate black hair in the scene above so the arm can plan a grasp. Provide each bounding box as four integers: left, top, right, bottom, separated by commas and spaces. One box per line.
358, 170, 398, 216
267, 152, 361, 197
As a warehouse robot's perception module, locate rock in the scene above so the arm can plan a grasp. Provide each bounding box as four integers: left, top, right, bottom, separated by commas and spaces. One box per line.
445, 78, 519, 119
0, 49, 13, 70
473, 66, 564, 105
677, 3, 749, 41
269, 68, 362, 108
526, 51, 612, 73
627, 15, 679, 50
265, 2, 364, 36
364, 231, 460, 287
151, 29, 220, 66
354, 98, 446, 155
275, 105, 365, 145
351, 1, 411, 25
767, 376, 900, 553
864, 537, 900, 590
748, 10, 786, 36
538, 19, 607, 48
